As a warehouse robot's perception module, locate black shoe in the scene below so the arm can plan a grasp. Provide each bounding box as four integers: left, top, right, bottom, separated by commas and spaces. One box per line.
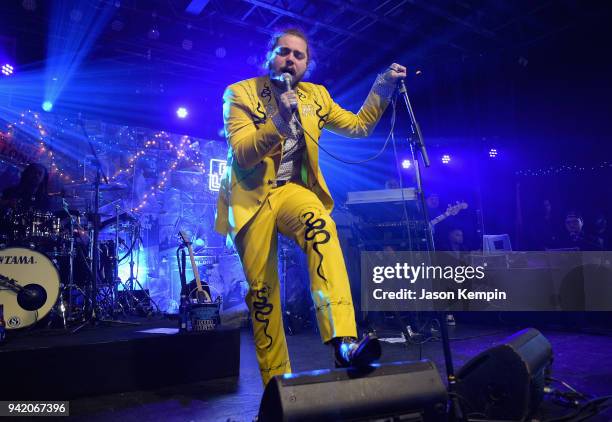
333, 332, 381, 368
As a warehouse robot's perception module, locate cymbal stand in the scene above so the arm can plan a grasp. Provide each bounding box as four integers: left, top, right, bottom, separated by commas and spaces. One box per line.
71, 165, 104, 333
73, 122, 139, 332
111, 204, 121, 315
57, 214, 76, 330
117, 221, 160, 315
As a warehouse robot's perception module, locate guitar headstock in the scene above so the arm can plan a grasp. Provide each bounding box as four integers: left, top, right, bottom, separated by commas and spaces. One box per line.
445, 201, 469, 216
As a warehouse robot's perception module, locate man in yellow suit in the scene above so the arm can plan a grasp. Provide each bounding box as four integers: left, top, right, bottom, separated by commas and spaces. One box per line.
215, 28, 407, 385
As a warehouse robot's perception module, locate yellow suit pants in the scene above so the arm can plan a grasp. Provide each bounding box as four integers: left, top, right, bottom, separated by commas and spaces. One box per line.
234, 182, 357, 385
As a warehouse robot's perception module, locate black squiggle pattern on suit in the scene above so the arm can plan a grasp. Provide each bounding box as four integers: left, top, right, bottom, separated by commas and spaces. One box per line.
313, 98, 329, 130
297, 90, 306, 100
252, 286, 274, 349
262, 359, 290, 373
302, 211, 331, 281
251, 102, 267, 129
261, 84, 272, 104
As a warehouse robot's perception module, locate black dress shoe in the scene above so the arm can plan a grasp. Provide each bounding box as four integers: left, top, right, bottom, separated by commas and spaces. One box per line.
333, 332, 381, 368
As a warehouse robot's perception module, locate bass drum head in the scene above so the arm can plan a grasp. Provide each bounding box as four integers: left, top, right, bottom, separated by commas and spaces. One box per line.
0, 247, 60, 330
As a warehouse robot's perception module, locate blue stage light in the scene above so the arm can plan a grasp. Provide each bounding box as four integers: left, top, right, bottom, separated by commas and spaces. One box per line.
1, 64, 14, 76
176, 107, 188, 118
489, 148, 498, 158
42, 101, 53, 112
442, 154, 451, 164
44, 1, 115, 108
401, 159, 412, 169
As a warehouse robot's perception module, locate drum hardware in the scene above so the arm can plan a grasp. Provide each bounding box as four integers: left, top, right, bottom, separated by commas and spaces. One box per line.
3, 210, 70, 248
0, 161, 153, 333
60, 210, 75, 329
0, 200, 89, 330
0, 247, 61, 330
114, 218, 159, 316
71, 122, 140, 333
46, 203, 82, 330
50, 282, 89, 328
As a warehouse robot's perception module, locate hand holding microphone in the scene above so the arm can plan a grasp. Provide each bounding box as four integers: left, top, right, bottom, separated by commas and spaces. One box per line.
278, 72, 298, 122
384, 63, 407, 83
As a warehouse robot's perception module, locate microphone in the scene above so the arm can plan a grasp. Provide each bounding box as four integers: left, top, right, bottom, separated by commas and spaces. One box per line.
281, 72, 298, 112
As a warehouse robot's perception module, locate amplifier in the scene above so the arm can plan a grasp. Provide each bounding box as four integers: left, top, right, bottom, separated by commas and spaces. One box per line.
354, 220, 429, 251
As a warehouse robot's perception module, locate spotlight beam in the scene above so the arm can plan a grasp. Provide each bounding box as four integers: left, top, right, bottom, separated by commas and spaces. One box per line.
185, 0, 210, 15
44, 0, 115, 107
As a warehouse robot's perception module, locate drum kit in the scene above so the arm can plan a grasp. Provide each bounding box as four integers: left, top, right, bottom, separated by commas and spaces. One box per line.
0, 181, 156, 332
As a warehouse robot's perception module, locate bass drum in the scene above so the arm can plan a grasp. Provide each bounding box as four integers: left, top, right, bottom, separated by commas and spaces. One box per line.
0, 247, 60, 330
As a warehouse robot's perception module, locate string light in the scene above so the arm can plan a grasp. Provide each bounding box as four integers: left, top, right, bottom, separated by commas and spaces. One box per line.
5, 112, 217, 205
130, 135, 203, 212
516, 161, 612, 177
8, 110, 75, 183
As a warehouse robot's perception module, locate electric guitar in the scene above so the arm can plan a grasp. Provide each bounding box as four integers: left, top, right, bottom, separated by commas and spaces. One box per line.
178, 231, 211, 304
430, 201, 469, 227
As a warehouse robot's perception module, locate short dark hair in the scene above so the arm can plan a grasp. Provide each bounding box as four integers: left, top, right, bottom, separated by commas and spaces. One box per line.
264, 27, 312, 69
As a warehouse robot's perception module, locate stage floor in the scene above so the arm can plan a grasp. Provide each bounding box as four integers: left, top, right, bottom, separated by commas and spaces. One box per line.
55, 321, 612, 421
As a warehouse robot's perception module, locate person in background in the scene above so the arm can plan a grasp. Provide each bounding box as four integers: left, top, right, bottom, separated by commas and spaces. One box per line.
446, 228, 468, 255
558, 211, 602, 251
0, 163, 50, 211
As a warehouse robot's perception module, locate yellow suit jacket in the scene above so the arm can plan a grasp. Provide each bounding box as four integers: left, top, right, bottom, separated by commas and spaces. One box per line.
215, 75, 391, 244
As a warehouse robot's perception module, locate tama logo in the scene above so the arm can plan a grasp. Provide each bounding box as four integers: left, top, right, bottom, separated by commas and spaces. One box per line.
0, 255, 36, 264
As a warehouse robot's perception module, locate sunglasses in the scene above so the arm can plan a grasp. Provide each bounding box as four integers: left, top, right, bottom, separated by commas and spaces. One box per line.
273, 46, 306, 60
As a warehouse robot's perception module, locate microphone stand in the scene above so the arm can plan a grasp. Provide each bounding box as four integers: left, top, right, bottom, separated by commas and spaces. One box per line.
398, 80, 465, 422
398, 80, 434, 252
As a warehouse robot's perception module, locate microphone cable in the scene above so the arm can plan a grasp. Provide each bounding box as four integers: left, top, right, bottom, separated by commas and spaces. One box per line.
294, 89, 399, 165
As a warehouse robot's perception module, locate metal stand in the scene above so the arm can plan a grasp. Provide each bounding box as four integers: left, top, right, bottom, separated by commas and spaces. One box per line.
280, 242, 293, 336
116, 222, 160, 315
280, 239, 314, 335
72, 158, 104, 333
398, 80, 466, 421
399, 80, 435, 252
72, 122, 139, 333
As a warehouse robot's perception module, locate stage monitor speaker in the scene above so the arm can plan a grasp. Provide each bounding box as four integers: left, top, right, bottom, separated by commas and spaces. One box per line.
258, 360, 448, 421
455, 328, 552, 421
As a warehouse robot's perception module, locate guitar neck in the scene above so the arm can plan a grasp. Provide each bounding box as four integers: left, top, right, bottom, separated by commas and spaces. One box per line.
186, 244, 204, 292
430, 213, 449, 226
